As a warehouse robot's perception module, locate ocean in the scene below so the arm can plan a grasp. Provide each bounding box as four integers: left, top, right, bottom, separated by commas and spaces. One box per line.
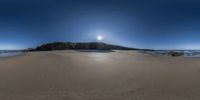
0, 50, 22, 57
143, 50, 200, 57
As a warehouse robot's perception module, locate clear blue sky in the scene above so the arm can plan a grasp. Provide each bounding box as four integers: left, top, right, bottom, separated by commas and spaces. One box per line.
0, 0, 200, 50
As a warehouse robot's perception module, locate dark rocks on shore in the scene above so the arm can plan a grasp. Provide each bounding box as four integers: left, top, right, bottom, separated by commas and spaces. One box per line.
168, 51, 184, 57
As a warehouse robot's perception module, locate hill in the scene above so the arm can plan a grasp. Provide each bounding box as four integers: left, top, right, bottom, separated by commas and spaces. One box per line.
34, 42, 137, 51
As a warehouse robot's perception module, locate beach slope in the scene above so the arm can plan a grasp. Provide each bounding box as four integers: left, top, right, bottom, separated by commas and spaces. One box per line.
0, 50, 200, 100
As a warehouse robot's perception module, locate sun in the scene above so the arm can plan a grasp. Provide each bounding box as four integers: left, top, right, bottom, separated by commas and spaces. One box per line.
97, 35, 103, 41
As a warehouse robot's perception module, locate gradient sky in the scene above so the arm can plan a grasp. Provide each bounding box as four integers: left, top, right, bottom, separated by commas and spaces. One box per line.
1, 0, 200, 50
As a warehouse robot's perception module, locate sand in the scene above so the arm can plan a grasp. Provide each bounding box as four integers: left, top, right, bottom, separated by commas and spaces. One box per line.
0, 50, 200, 100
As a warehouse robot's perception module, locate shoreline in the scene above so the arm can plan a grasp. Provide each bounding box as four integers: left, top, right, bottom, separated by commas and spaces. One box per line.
1, 50, 200, 59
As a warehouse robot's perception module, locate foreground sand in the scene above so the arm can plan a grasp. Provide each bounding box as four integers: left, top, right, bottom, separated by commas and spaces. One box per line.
0, 50, 200, 100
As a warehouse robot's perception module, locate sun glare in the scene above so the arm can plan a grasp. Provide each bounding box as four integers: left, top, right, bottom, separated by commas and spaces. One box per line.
97, 36, 103, 41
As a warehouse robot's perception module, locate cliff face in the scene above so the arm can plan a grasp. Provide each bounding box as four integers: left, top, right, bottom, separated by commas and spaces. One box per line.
35, 42, 136, 51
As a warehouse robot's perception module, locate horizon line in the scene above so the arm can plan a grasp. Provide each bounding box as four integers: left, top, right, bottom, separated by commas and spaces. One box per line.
1, 41, 200, 51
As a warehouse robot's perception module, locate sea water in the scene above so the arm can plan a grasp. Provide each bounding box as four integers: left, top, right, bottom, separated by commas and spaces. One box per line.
143, 50, 200, 57
0, 50, 22, 57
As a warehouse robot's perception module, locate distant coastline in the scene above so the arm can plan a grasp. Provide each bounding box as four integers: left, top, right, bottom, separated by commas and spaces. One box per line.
26, 41, 187, 57
28, 42, 138, 51
2, 42, 200, 58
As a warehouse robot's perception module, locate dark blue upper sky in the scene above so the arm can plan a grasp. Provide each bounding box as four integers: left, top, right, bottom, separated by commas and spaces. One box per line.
1, 0, 200, 50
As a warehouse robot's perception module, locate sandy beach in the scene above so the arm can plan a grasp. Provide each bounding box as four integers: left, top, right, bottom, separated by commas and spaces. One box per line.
0, 50, 200, 100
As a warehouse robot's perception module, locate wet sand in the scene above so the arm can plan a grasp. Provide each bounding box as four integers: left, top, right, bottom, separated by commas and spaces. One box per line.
0, 50, 200, 100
